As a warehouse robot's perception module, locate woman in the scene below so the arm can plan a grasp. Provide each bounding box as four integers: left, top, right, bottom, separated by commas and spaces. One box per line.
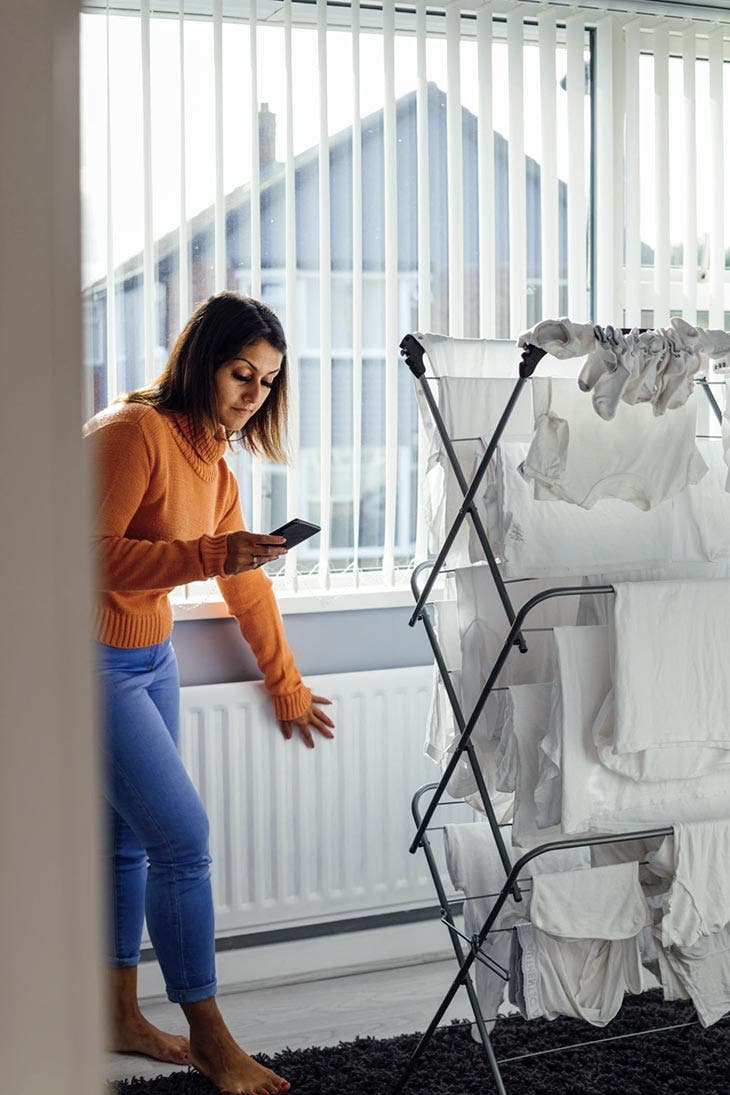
87, 292, 334, 1095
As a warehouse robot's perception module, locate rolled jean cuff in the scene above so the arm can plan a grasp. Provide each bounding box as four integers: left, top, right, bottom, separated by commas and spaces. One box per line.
108, 955, 140, 968
167, 978, 218, 1004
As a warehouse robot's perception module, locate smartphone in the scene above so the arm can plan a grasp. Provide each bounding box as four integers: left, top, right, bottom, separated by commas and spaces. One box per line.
269, 518, 321, 549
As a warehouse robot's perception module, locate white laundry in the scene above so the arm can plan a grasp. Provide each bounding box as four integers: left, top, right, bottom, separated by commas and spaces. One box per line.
520, 318, 723, 420
530, 861, 650, 939
723, 378, 730, 493
443, 822, 527, 1033
541, 625, 730, 834
670, 317, 730, 369
648, 821, 730, 950
610, 579, 730, 756
592, 687, 730, 783
417, 333, 523, 379
517, 318, 597, 360
444, 822, 589, 1032
476, 441, 685, 579
520, 378, 707, 511
495, 683, 558, 848
424, 593, 460, 764
653, 925, 730, 1028
512, 862, 648, 1026
685, 437, 730, 560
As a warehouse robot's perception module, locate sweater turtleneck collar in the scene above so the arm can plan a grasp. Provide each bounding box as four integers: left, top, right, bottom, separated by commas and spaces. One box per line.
170, 412, 227, 480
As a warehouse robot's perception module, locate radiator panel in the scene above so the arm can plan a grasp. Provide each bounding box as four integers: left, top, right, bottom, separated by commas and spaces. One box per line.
152, 667, 445, 938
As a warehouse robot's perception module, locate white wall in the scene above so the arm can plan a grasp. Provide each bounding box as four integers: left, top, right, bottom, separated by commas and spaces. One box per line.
0, 3, 104, 1092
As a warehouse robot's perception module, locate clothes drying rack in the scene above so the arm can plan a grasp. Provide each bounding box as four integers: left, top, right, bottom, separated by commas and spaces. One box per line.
393, 330, 725, 1095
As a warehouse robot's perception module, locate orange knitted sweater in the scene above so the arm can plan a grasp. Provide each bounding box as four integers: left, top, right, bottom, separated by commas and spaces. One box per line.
85, 402, 312, 721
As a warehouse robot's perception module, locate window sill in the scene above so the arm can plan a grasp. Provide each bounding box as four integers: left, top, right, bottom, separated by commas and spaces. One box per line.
171, 576, 444, 619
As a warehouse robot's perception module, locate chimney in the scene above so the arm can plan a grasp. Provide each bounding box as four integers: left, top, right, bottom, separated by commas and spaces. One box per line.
258, 102, 276, 173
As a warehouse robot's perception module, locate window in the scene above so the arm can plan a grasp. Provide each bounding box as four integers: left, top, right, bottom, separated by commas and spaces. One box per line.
81, 1, 596, 596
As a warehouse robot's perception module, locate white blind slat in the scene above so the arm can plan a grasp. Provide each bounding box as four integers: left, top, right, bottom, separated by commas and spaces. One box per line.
477, 3, 496, 337
382, 0, 398, 582
316, 0, 332, 587
709, 24, 725, 329
538, 9, 559, 322
446, 3, 464, 338
566, 12, 587, 321
653, 23, 670, 326
105, 6, 118, 402
595, 15, 618, 323
283, 0, 299, 590
141, 0, 155, 382
213, 0, 225, 292
507, 8, 526, 337
623, 18, 642, 326
682, 25, 698, 324
351, 1, 363, 584
178, 1, 190, 329
414, 0, 430, 564
249, 0, 263, 535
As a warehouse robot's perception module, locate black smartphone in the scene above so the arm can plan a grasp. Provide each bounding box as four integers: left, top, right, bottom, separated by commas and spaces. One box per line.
269, 518, 321, 549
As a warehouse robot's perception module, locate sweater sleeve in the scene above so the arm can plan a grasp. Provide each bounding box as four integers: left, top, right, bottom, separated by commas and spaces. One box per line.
214, 477, 312, 721
89, 417, 230, 591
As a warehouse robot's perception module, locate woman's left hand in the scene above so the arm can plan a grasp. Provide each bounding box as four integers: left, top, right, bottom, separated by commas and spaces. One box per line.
279, 694, 335, 748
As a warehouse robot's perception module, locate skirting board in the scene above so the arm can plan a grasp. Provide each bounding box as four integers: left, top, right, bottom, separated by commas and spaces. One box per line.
137, 917, 454, 1002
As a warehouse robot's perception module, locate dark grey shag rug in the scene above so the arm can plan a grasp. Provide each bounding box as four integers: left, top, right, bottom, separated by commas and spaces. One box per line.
110, 992, 729, 1095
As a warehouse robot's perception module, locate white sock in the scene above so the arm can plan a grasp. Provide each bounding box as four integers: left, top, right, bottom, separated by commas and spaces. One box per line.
517, 318, 597, 360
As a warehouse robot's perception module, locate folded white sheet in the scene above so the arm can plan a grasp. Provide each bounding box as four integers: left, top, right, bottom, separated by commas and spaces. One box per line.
593, 688, 730, 782
541, 625, 730, 833
475, 441, 693, 579
521, 378, 707, 510
611, 579, 730, 754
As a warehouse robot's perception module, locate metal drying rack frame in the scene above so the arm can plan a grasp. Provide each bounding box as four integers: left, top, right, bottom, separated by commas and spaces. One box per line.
393, 331, 724, 1094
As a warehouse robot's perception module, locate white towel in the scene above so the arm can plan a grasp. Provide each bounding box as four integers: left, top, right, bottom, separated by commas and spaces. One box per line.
611, 579, 730, 755
648, 820, 730, 950
417, 334, 521, 379
530, 862, 650, 940
544, 625, 730, 833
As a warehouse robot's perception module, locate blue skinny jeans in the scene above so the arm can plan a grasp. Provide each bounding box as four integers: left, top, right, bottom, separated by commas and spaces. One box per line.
97, 638, 217, 1003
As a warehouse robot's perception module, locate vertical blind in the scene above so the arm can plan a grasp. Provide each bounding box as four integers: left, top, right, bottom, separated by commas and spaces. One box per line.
81, 2, 730, 598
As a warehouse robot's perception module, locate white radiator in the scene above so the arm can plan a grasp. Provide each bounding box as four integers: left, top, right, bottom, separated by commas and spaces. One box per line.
165, 666, 446, 940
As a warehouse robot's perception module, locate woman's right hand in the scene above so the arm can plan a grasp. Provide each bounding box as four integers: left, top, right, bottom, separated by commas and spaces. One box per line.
224, 531, 287, 575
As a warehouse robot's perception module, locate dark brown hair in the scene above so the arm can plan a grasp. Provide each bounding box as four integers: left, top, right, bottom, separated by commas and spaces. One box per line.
124, 292, 289, 463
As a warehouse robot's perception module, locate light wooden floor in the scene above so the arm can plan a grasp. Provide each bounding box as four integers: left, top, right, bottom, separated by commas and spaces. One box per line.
106, 958, 474, 1083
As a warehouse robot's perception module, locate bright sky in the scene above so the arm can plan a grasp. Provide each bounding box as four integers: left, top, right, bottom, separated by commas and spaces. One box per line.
80, 13, 723, 288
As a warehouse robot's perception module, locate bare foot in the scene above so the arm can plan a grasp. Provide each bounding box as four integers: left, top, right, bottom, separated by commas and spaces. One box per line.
189, 1034, 290, 1095
109, 1013, 190, 1065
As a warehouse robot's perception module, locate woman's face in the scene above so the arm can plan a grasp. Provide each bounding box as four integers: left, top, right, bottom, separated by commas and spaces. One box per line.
215, 338, 282, 432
